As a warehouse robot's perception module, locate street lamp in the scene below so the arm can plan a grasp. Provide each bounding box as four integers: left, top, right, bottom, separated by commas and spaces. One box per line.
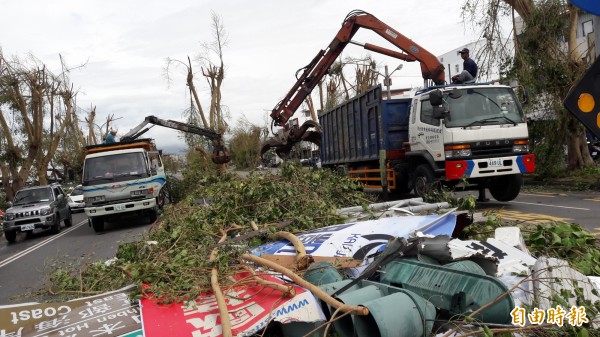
371, 64, 403, 99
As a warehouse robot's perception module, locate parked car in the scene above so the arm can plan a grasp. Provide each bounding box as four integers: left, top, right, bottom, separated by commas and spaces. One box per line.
68, 185, 85, 213
2, 183, 72, 243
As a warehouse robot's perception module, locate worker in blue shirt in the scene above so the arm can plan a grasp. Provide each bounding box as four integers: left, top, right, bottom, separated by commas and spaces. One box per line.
105, 129, 117, 143
452, 48, 478, 84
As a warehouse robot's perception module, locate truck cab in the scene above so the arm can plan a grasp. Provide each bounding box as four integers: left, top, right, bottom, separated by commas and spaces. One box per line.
408, 83, 534, 200
82, 139, 166, 232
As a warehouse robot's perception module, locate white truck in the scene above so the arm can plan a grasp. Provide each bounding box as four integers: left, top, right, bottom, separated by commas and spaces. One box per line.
82, 139, 166, 232
318, 84, 535, 202
82, 116, 229, 232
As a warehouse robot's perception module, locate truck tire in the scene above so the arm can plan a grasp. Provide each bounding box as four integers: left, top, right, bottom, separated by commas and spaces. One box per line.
157, 189, 166, 209
51, 214, 62, 234
4, 231, 16, 243
91, 216, 104, 232
413, 164, 436, 198
489, 174, 523, 202
64, 210, 73, 227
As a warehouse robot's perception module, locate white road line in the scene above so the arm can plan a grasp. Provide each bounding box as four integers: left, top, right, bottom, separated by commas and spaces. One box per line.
511, 201, 590, 211
0, 219, 88, 268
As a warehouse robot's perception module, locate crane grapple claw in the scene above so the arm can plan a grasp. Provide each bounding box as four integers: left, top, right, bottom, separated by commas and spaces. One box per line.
261, 120, 322, 158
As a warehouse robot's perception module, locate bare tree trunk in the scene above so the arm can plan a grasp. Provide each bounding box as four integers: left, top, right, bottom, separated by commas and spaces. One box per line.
187, 58, 209, 128
304, 95, 318, 122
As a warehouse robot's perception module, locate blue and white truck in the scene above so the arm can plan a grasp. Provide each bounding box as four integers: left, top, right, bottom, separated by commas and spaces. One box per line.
82, 116, 229, 232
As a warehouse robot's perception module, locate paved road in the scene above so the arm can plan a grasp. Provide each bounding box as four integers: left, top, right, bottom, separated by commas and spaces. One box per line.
0, 212, 152, 304
460, 188, 599, 232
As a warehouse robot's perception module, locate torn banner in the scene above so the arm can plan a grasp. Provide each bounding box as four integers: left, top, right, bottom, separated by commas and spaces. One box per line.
0, 285, 140, 337
140, 272, 325, 337
252, 213, 457, 277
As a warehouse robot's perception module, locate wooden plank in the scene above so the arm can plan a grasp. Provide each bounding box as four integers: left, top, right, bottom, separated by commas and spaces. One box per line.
258, 254, 363, 270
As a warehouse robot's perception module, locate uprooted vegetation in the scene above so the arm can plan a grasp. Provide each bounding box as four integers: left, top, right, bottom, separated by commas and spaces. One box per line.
42, 164, 600, 336
46, 163, 374, 302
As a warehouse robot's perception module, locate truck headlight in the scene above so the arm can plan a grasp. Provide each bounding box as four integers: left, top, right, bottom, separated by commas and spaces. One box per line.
5, 213, 15, 220
513, 139, 529, 153
131, 188, 154, 197
512, 145, 529, 153
40, 207, 52, 216
84, 195, 105, 203
444, 144, 471, 159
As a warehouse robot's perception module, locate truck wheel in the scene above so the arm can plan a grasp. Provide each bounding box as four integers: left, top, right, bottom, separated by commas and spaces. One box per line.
489, 174, 523, 202
51, 214, 62, 234
64, 210, 73, 227
157, 189, 166, 209
91, 217, 104, 232
413, 164, 436, 198
4, 231, 16, 243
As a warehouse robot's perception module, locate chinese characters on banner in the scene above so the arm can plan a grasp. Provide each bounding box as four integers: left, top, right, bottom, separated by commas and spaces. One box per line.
140, 272, 325, 337
0, 285, 141, 337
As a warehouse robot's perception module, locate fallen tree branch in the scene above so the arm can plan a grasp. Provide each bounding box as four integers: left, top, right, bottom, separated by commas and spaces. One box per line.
241, 253, 368, 316
239, 265, 296, 297
207, 221, 292, 250
274, 231, 311, 270
210, 228, 233, 337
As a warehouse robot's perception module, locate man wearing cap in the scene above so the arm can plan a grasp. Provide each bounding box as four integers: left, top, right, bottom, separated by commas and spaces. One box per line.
452, 48, 478, 84
105, 129, 117, 144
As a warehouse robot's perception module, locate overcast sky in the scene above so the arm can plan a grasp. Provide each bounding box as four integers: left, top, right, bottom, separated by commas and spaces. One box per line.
1, 0, 478, 153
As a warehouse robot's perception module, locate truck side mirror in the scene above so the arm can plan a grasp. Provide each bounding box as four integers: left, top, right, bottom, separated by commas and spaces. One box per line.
429, 89, 444, 106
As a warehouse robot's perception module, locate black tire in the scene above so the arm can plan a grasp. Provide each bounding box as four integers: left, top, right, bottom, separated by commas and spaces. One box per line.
489, 174, 523, 202
91, 216, 104, 232
413, 164, 436, 198
64, 210, 73, 227
157, 189, 166, 209
4, 231, 16, 243
51, 214, 61, 234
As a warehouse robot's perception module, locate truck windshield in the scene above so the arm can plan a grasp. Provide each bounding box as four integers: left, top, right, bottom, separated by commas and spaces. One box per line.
443, 87, 525, 128
83, 152, 149, 185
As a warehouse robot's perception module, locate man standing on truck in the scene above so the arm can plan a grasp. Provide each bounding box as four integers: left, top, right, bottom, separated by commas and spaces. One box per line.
452, 48, 478, 84
105, 129, 117, 144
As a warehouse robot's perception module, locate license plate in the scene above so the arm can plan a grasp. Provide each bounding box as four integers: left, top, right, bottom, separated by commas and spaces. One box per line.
115, 204, 125, 211
21, 224, 35, 231
488, 158, 504, 167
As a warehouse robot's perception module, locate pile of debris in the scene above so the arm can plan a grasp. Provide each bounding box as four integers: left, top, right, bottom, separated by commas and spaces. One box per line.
1, 167, 599, 336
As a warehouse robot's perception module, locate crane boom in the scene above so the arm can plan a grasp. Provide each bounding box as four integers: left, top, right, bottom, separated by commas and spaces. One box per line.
121, 115, 230, 164
270, 10, 446, 127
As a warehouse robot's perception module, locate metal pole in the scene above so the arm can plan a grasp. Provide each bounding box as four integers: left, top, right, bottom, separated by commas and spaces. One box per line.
384, 65, 391, 99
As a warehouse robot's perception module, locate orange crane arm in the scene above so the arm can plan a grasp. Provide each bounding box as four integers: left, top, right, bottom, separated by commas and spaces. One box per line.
270, 10, 446, 126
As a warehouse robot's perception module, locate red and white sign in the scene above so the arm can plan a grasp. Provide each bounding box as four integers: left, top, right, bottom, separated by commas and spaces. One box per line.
140, 272, 325, 337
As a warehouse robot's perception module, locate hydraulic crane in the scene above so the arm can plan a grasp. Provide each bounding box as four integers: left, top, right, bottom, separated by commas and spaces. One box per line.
121, 115, 230, 164
262, 10, 446, 157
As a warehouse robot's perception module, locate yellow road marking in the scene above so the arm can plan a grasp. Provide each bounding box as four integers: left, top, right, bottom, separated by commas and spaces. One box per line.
482, 209, 572, 224
520, 193, 556, 198
584, 198, 600, 202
